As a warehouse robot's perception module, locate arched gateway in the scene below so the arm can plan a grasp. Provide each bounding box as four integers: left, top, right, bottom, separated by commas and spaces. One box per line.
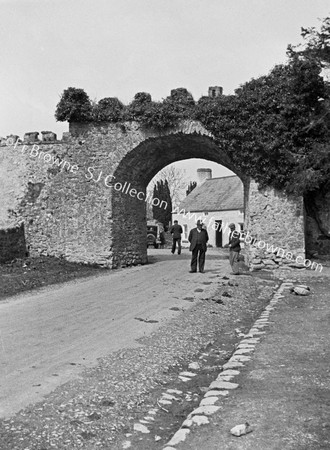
0, 120, 305, 269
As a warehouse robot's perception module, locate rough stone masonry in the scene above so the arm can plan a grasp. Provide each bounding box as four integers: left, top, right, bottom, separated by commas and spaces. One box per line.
0, 120, 305, 269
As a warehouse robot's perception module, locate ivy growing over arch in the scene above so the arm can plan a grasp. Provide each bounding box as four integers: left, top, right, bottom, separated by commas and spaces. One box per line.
55, 19, 330, 197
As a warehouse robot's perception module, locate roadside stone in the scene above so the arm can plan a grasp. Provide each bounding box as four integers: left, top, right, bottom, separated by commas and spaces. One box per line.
133, 423, 150, 433
188, 362, 201, 370
234, 348, 254, 354
179, 376, 191, 382
292, 286, 310, 296
217, 374, 235, 381
200, 396, 219, 406
221, 369, 240, 376
180, 371, 197, 377
223, 361, 244, 370
251, 258, 261, 264
166, 428, 190, 446
205, 389, 229, 397
231, 355, 251, 362
189, 405, 221, 417
230, 422, 253, 436
192, 415, 210, 425
181, 418, 193, 428
209, 380, 239, 390
251, 263, 264, 270
167, 389, 182, 395
240, 338, 259, 344
248, 329, 266, 335
264, 259, 276, 265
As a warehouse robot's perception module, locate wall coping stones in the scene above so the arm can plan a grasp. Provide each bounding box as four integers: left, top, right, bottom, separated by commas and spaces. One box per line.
23, 132, 39, 143
0, 131, 71, 146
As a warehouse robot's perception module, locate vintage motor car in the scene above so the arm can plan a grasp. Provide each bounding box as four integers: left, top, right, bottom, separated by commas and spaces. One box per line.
147, 220, 165, 248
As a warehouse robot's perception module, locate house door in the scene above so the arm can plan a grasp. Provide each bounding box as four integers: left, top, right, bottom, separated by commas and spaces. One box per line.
215, 220, 222, 247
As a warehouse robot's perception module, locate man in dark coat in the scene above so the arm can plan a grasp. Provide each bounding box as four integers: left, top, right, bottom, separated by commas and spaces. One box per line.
170, 220, 183, 255
188, 220, 209, 273
225, 223, 241, 275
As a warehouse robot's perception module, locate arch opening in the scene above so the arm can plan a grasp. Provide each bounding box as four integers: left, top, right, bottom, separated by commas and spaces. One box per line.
111, 133, 249, 268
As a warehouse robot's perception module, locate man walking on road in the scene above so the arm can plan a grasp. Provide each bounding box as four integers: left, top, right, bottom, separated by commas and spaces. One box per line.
170, 220, 183, 255
188, 220, 209, 273
225, 223, 241, 275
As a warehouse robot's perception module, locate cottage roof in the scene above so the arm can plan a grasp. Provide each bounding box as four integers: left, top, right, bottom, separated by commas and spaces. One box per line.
178, 175, 243, 212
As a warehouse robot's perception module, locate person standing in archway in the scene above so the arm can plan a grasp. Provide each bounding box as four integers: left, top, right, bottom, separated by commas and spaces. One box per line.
188, 220, 209, 273
170, 220, 183, 254
225, 223, 241, 275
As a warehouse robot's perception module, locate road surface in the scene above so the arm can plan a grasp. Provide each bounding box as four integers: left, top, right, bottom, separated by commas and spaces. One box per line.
0, 249, 228, 418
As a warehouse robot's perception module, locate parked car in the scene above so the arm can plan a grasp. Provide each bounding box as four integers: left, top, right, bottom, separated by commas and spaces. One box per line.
147, 220, 165, 248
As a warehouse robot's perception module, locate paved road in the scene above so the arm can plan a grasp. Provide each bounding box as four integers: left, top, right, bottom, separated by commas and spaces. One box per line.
0, 249, 228, 418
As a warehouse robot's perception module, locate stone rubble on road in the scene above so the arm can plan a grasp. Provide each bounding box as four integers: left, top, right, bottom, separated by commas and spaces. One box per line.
163, 280, 290, 448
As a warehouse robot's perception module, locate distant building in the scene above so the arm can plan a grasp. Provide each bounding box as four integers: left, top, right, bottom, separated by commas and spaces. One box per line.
208, 86, 223, 98
172, 170, 244, 247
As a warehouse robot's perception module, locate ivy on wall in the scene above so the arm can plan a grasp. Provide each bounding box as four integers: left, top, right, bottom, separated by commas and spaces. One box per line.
55, 19, 330, 197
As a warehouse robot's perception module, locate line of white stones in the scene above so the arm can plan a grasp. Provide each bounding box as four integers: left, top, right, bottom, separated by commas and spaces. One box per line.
161, 280, 293, 449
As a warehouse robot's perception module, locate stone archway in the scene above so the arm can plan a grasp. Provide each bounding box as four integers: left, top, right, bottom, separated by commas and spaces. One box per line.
0, 120, 305, 269
110, 124, 249, 267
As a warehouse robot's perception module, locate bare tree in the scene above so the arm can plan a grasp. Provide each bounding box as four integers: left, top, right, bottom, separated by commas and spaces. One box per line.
147, 164, 189, 209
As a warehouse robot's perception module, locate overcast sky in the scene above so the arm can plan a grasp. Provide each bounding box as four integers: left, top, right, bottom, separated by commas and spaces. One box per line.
1, 0, 329, 179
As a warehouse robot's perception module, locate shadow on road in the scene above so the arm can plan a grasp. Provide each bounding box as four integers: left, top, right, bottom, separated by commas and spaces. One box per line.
146, 248, 229, 265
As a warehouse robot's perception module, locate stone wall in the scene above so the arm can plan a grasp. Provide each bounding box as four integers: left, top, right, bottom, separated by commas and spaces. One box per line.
0, 121, 306, 270
246, 181, 305, 270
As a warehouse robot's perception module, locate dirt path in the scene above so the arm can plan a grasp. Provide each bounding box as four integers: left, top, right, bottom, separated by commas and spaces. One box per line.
0, 249, 226, 418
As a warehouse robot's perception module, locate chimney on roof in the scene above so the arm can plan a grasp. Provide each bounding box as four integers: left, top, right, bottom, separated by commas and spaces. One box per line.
208, 86, 223, 98
197, 168, 212, 186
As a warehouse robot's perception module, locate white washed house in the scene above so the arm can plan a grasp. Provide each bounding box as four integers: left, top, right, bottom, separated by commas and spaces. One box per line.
172, 169, 244, 248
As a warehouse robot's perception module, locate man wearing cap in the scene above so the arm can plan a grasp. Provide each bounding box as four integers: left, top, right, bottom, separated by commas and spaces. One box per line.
170, 220, 183, 255
225, 223, 241, 275
188, 220, 209, 273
